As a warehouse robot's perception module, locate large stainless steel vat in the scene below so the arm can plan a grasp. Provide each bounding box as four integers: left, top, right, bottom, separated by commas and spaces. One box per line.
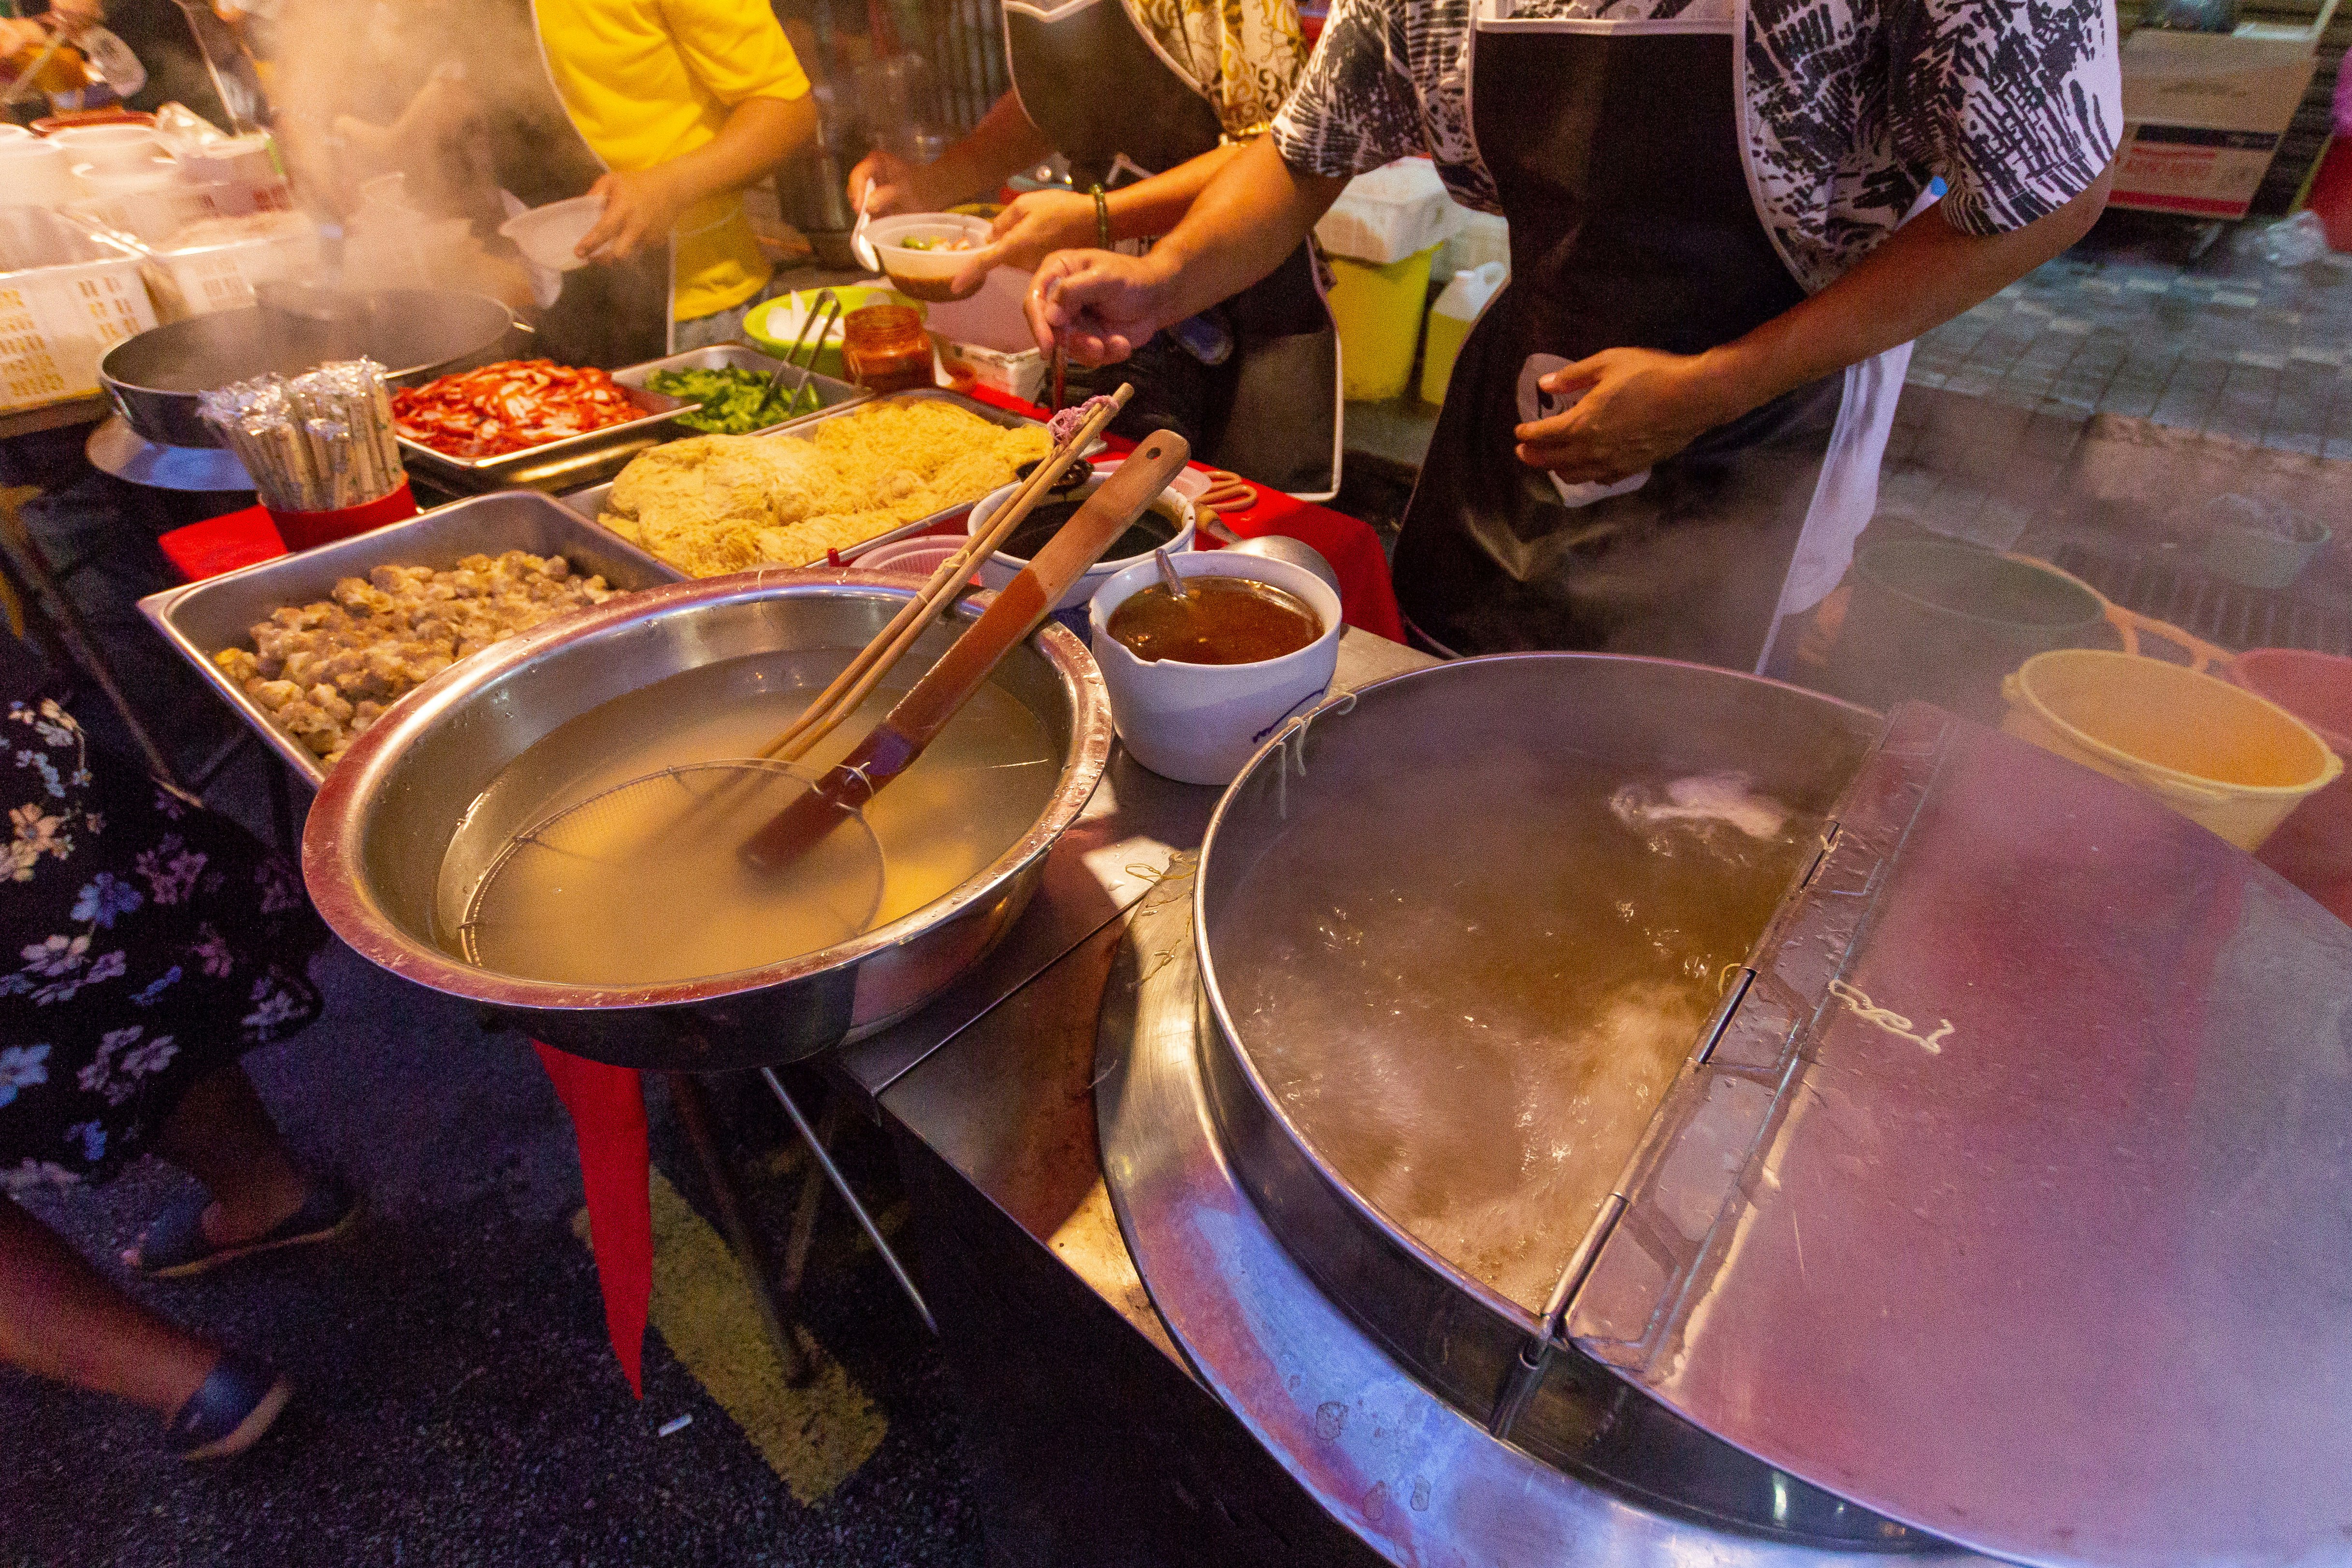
303, 570, 1113, 1071
1102, 653, 2352, 1568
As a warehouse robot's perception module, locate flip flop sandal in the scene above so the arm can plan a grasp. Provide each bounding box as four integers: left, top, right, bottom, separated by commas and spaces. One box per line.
165, 1350, 293, 1461
132, 1177, 361, 1280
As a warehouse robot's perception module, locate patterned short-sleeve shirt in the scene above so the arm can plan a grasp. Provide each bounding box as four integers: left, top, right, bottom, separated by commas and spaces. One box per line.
1270, 0, 2121, 292
1129, 0, 1310, 139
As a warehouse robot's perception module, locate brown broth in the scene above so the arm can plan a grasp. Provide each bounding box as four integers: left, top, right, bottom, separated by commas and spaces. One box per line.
1108, 576, 1323, 665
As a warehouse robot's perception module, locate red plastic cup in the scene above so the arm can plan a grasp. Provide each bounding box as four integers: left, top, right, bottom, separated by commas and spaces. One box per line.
264, 480, 418, 552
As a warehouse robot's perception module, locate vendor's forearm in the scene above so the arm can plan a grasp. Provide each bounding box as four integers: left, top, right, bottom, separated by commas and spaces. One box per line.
922, 92, 1058, 206
1142, 137, 1346, 323
1704, 168, 2113, 417
659, 93, 817, 207
1101, 143, 1248, 242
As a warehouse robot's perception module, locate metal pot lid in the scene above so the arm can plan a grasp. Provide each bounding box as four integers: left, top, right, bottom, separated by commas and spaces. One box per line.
1564, 701, 2352, 1568
84, 416, 253, 491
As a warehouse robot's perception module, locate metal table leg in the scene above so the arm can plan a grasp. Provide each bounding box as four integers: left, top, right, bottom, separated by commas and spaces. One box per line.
665, 1073, 813, 1385
760, 1066, 938, 1335
778, 1093, 841, 1309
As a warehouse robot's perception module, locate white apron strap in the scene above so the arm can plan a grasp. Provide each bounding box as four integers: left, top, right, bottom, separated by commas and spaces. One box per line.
1753, 341, 1909, 675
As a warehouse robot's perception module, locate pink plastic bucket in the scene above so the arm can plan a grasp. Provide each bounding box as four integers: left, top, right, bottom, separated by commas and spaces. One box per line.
2226, 648, 2352, 921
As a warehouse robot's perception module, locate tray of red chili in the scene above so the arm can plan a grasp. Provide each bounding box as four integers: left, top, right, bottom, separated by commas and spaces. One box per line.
391, 358, 699, 491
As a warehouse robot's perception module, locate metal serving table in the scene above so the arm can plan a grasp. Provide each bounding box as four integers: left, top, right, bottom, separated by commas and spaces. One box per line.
835, 627, 1430, 1567
837, 634, 2352, 1568
837, 632, 1934, 1568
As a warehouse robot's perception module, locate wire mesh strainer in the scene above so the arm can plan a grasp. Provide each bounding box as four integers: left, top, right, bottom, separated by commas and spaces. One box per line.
457, 759, 885, 988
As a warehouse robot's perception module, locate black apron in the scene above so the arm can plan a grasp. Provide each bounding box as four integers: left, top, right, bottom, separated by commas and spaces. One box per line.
1393, 11, 1845, 664
1002, 0, 1341, 496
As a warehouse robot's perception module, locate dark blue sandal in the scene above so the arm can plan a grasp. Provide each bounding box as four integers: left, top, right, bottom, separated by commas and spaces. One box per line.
165, 1350, 293, 1460
132, 1178, 361, 1280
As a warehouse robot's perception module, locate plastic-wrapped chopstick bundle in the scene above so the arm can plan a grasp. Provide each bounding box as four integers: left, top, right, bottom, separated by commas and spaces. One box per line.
199, 359, 407, 513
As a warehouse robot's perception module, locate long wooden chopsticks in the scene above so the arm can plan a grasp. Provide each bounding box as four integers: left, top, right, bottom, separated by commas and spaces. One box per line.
754, 384, 1132, 768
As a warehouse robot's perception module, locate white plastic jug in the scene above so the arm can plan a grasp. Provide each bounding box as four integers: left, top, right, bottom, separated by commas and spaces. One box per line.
1420, 261, 1507, 405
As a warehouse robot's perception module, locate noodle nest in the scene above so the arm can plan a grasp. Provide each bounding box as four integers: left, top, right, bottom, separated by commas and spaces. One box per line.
599, 400, 1051, 577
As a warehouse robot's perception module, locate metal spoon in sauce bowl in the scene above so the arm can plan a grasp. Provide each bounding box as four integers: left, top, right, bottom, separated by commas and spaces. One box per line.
1154, 546, 1189, 601
851, 180, 879, 273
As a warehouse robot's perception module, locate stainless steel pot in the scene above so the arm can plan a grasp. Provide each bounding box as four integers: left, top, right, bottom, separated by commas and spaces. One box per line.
99, 286, 522, 448
302, 571, 1114, 1071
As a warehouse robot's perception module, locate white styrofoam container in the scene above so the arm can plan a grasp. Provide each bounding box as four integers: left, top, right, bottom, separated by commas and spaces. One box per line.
0, 212, 156, 414
935, 334, 1047, 402
927, 267, 1046, 400
1315, 158, 1462, 265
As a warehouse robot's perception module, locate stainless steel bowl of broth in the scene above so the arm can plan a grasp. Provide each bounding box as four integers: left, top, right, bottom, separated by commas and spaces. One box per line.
302, 571, 1113, 1072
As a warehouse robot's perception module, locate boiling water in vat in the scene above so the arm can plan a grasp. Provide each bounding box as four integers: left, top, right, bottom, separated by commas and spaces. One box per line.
433, 648, 1057, 986
1216, 756, 1818, 1312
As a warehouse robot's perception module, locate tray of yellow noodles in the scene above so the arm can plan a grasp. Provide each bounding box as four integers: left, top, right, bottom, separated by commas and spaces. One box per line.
569, 390, 1053, 577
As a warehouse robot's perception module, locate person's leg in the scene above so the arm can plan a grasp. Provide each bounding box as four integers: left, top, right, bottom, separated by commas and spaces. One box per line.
144, 1064, 311, 1252
0, 1194, 216, 1417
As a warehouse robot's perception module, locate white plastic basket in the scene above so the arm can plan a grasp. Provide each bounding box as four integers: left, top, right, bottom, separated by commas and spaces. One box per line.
0, 211, 156, 415
66, 176, 296, 245
136, 219, 322, 321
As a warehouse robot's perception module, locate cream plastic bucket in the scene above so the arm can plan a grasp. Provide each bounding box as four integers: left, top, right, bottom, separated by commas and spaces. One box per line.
2000, 649, 2344, 850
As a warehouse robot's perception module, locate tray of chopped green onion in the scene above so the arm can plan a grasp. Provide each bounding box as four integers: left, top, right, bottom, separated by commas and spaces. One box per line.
612, 346, 868, 437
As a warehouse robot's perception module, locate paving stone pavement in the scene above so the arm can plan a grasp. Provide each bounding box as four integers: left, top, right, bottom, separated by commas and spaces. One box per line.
1908, 213, 2352, 457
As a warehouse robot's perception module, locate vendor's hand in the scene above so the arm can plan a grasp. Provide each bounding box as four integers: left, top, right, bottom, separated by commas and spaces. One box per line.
1024, 247, 1174, 366
578, 168, 688, 264
46, 0, 104, 36
947, 189, 1097, 295
1514, 347, 1743, 484
846, 150, 936, 219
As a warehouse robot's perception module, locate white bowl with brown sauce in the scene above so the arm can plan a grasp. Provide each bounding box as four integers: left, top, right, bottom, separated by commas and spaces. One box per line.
967, 460, 1198, 611
1088, 551, 1342, 786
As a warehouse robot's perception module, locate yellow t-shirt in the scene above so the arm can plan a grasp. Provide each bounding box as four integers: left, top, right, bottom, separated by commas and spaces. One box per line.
531, 0, 809, 321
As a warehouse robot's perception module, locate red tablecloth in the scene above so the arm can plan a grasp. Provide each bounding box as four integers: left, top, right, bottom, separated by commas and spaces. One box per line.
158, 507, 288, 581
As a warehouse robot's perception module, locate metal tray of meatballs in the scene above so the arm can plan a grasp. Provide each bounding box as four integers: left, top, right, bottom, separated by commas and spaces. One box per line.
139, 491, 685, 787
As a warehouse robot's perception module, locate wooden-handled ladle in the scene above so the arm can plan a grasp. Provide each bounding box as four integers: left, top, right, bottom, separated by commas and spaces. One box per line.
740, 428, 1193, 872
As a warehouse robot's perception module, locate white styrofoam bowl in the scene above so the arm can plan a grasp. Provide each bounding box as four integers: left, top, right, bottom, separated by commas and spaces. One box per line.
0, 140, 76, 208
1087, 551, 1343, 786
49, 123, 163, 175
866, 212, 992, 301
966, 461, 1196, 612
499, 194, 603, 273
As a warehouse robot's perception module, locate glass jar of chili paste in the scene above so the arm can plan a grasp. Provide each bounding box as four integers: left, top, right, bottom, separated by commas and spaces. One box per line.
841, 304, 935, 394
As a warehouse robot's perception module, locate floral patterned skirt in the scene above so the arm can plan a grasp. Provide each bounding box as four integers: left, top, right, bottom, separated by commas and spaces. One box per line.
1, 640, 328, 1191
